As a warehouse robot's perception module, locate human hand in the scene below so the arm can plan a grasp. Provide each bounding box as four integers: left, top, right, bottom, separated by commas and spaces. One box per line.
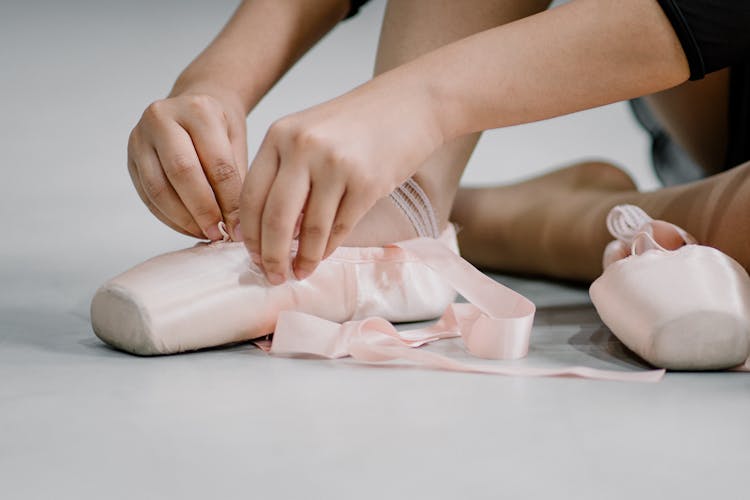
127, 91, 248, 240
238, 77, 442, 284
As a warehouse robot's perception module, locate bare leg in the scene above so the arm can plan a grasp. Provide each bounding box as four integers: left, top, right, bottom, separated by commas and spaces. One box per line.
453, 162, 639, 280
645, 68, 730, 175
453, 68, 737, 281
344, 0, 552, 246
453, 157, 750, 282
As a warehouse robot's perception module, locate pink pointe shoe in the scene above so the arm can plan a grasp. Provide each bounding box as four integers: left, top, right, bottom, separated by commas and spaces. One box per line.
91, 180, 457, 355
91, 224, 458, 355
590, 205, 750, 370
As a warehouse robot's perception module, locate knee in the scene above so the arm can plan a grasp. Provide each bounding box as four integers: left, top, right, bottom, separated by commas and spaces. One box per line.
571, 160, 637, 191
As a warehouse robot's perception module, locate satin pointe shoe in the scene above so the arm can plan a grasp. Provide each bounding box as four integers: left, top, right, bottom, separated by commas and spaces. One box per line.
91, 179, 456, 355
590, 205, 750, 370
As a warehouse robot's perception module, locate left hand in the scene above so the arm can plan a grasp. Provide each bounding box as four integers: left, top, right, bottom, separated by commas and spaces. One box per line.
238, 77, 441, 284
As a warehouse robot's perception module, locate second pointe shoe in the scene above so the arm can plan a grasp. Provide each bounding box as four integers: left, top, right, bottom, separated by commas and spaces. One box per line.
590, 205, 750, 370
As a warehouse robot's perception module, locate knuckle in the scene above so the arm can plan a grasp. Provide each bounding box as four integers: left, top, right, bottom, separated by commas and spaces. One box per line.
224, 207, 240, 225
294, 254, 318, 272
208, 159, 238, 184
127, 129, 139, 152
291, 128, 310, 147
167, 154, 197, 178
294, 129, 323, 150
191, 202, 219, 220
330, 221, 350, 237
268, 118, 292, 140
322, 147, 351, 168
261, 255, 284, 269
243, 235, 260, 250
300, 224, 324, 239
185, 94, 216, 113
142, 177, 167, 201
144, 100, 167, 121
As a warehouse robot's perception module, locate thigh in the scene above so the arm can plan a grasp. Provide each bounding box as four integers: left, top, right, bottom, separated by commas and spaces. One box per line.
374, 0, 553, 225
375, 0, 553, 74
643, 68, 730, 176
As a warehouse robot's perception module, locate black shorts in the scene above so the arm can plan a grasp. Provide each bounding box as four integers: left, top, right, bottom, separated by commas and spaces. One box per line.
636, 1, 750, 185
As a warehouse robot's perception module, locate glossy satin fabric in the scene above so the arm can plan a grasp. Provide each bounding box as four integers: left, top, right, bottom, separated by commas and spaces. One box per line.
591, 205, 750, 370
261, 237, 664, 382
91, 227, 458, 355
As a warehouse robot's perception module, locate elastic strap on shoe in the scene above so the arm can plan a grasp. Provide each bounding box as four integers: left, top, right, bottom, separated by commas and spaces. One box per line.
606, 204, 696, 253
388, 178, 440, 238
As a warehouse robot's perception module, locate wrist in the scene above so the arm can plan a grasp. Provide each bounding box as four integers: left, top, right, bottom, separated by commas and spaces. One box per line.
378, 54, 465, 149
169, 0, 349, 117
385, 62, 450, 151
169, 76, 251, 116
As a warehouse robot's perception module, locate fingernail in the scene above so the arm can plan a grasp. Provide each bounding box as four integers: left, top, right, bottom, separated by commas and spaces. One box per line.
233, 224, 243, 242
294, 267, 311, 281
266, 272, 285, 286
205, 225, 221, 241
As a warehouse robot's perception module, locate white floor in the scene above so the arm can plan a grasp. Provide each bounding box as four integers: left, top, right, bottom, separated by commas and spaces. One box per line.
1, 1, 748, 499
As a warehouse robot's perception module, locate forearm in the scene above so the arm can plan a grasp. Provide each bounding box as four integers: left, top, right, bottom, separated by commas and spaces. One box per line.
388, 0, 690, 143
171, 0, 350, 113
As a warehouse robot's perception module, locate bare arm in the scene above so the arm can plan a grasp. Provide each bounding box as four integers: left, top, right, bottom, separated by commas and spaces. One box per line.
172, 0, 351, 112
403, 0, 691, 142
239, 0, 693, 282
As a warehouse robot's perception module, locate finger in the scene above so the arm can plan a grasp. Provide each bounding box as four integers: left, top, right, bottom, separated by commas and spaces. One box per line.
323, 188, 376, 259
226, 111, 249, 182
229, 125, 249, 239
178, 110, 243, 238
260, 165, 310, 285
239, 140, 280, 258
130, 151, 203, 238
152, 124, 223, 240
129, 160, 202, 238
293, 180, 346, 280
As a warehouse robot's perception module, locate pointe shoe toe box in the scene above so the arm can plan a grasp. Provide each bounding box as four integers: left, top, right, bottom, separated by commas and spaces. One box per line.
591, 246, 750, 370
91, 284, 159, 356
649, 311, 750, 370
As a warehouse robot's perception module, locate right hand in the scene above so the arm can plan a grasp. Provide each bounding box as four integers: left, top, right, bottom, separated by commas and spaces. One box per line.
128, 92, 248, 240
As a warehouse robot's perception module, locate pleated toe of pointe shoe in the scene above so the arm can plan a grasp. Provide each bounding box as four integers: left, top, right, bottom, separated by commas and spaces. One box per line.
91, 284, 157, 356
90, 241, 281, 356
591, 246, 750, 370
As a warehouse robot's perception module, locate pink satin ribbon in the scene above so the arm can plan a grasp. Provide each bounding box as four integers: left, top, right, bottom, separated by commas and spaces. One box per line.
255, 237, 666, 383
